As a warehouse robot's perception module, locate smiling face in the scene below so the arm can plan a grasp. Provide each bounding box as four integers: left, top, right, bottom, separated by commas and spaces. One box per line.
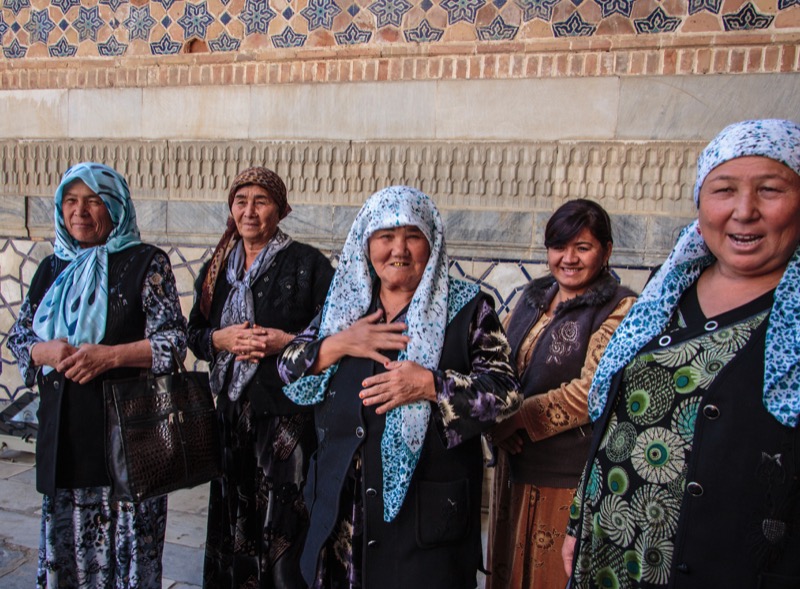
547, 226, 611, 298
698, 155, 800, 282
61, 180, 114, 248
230, 184, 281, 248
368, 225, 431, 296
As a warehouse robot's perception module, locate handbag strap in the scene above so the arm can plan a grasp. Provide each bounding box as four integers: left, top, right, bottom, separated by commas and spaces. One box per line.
170, 345, 188, 375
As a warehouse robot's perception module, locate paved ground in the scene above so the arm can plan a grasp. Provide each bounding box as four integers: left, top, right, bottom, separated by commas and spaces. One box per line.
0, 447, 490, 588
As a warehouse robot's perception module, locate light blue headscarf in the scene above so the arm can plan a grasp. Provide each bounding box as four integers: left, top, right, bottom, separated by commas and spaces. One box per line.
283, 186, 478, 521
32, 163, 141, 364
589, 119, 800, 428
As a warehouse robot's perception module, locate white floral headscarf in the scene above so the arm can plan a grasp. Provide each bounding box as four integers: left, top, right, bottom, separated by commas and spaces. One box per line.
589, 119, 800, 428
283, 186, 478, 521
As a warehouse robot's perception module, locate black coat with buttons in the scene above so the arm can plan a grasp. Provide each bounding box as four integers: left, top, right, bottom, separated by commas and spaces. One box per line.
188, 241, 334, 416
573, 315, 800, 588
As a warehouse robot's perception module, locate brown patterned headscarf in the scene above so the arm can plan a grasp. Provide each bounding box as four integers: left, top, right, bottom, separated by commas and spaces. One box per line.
198, 167, 292, 318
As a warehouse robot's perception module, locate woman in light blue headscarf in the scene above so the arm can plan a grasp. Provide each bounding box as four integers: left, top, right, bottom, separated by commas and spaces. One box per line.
278, 185, 520, 588
563, 120, 800, 588
7, 162, 187, 589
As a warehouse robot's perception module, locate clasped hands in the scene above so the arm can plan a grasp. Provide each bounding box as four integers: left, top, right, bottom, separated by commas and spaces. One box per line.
213, 321, 292, 363
32, 339, 116, 385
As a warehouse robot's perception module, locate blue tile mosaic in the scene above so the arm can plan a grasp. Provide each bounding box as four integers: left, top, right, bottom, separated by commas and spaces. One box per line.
553, 10, 596, 36
3, 0, 29, 16
110, 17, 120, 29
155, 0, 178, 10
178, 1, 215, 40
404, 17, 444, 41
98, 34, 127, 56
124, 5, 156, 41
10, 20, 19, 33
420, 0, 433, 10
48, 37, 76, 57
348, 3, 360, 16
515, 0, 560, 22
24, 8, 55, 45
3, 38, 26, 57
688, 0, 721, 15
161, 15, 173, 29
58, 18, 68, 31
52, 0, 79, 14
283, 7, 294, 20
494, 0, 508, 9
778, 0, 800, 8
300, 0, 342, 31
100, 0, 126, 12
335, 21, 372, 43
209, 30, 241, 50
271, 25, 306, 47
240, 0, 278, 35
220, 11, 232, 25
368, 0, 412, 28
440, 0, 486, 24
73, 5, 104, 42
634, 6, 681, 34
723, 2, 774, 30
0, 14, 7, 38
594, 0, 634, 18
477, 15, 518, 40
150, 32, 182, 54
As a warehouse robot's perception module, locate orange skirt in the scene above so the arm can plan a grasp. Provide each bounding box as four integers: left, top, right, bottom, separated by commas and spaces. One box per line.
486, 451, 573, 589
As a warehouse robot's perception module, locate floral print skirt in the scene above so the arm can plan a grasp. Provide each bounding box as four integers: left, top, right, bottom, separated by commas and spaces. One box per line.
37, 487, 167, 589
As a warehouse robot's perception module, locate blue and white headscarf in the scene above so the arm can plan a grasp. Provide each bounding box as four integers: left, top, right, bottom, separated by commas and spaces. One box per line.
32, 163, 141, 365
283, 185, 478, 521
589, 119, 800, 428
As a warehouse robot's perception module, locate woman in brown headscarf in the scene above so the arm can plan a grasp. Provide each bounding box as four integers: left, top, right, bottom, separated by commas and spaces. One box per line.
188, 167, 334, 588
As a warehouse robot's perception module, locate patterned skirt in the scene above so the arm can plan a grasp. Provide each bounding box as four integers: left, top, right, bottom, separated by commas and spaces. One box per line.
37, 487, 167, 589
203, 397, 315, 589
487, 451, 573, 589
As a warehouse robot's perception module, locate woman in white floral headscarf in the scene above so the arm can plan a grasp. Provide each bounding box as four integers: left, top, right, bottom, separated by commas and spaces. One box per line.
563, 119, 800, 588
279, 185, 520, 588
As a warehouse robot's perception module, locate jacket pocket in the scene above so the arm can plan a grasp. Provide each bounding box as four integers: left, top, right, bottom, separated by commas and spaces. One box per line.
415, 478, 470, 548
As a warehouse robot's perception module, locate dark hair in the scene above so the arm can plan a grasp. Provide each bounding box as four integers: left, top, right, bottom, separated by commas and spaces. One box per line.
544, 199, 613, 250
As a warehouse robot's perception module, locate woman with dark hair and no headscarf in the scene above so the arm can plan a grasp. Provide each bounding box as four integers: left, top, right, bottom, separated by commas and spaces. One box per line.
187, 166, 334, 588
278, 185, 521, 588
563, 119, 800, 587
7, 162, 187, 588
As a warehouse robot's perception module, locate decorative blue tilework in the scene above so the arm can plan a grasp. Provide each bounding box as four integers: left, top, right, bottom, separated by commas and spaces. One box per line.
73, 5, 103, 42
109, 17, 119, 29
420, 0, 433, 10
154, 0, 178, 10
240, 0, 277, 35
209, 30, 241, 50
161, 15, 172, 28
515, 0, 559, 21
271, 25, 306, 47
98, 34, 127, 55
150, 32, 182, 54
48, 37, 77, 57
0, 14, 8, 38
477, 15, 518, 40
552, 10, 596, 36
348, 3, 360, 16
404, 17, 444, 41
687, 0, 721, 15
494, 0, 507, 8
368, 0, 412, 28
178, 1, 215, 39
100, 0, 126, 12
440, 0, 486, 24
220, 11, 231, 25
24, 8, 55, 44
58, 19, 68, 31
634, 6, 681, 33
10, 20, 19, 33
595, 0, 633, 18
3, 0, 29, 16
283, 7, 294, 20
3, 38, 26, 57
124, 5, 156, 41
52, 0, 80, 14
334, 21, 372, 43
723, 2, 774, 30
300, 0, 342, 30
778, 0, 800, 8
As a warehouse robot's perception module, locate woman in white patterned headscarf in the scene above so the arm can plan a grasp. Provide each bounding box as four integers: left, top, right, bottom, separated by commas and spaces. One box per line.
563, 119, 800, 588
279, 185, 520, 588
7, 162, 187, 589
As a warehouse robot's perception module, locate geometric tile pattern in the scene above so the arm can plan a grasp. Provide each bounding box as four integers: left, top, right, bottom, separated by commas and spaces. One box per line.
0, 0, 795, 58
0, 237, 650, 404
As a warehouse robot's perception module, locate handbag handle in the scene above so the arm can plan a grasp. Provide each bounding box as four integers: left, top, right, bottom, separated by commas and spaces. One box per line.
170, 345, 188, 375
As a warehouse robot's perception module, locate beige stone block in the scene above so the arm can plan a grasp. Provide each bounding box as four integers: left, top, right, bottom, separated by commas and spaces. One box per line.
435, 78, 619, 141
0, 90, 68, 138
68, 88, 143, 139
141, 86, 251, 140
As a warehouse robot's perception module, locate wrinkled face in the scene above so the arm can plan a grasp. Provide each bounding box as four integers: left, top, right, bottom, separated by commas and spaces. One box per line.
231, 184, 280, 247
61, 180, 114, 248
368, 225, 431, 295
547, 227, 611, 297
698, 156, 800, 281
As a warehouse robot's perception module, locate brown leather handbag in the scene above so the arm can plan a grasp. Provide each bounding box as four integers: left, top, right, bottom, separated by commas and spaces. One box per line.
104, 349, 222, 502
